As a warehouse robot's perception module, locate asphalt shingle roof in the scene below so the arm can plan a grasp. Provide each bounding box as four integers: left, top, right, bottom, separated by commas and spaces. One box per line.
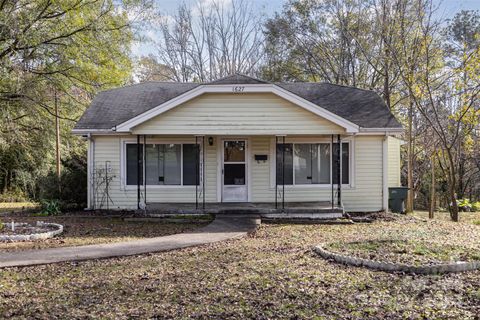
74, 74, 402, 130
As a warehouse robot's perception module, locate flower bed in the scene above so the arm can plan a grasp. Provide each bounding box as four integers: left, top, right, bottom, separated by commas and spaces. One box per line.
0, 222, 63, 241
315, 239, 480, 274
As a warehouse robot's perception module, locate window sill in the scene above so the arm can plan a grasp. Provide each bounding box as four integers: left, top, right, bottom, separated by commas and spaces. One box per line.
123, 185, 198, 190
269, 184, 354, 190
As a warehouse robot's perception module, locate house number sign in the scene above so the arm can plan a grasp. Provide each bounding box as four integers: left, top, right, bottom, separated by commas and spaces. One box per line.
232, 86, 245, 93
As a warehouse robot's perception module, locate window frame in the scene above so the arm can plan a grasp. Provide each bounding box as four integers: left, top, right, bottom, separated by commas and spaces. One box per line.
121, 138, 202, 189
269, 137, 354, 189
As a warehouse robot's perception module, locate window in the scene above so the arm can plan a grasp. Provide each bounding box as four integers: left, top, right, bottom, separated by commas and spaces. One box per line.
333, 143, 349, 185
275, 142, 350, 185
126, 143, 199, 186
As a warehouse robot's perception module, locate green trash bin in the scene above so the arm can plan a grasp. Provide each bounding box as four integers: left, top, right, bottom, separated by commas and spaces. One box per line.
388, 187, 409, 213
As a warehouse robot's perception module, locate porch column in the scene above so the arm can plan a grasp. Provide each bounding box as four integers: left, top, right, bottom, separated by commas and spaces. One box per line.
137, 135, 141, 210
195, 135, 205, 211
282, 135, 286, 211
338, 134, 342, 207
143, 134, 147, 211
275, 136, 278, 209
202, 136, 205, 210
331, 135, 334, 209
275, 135, 286, 211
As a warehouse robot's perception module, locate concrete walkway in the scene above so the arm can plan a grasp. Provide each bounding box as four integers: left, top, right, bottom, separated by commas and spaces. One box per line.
0, 215, 259, 268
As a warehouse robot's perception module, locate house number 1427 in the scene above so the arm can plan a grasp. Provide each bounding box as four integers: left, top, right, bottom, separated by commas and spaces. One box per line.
232, 86, 245, 93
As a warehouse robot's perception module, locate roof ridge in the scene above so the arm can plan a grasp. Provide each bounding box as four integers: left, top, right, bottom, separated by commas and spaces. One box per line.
208, 73, 269, 84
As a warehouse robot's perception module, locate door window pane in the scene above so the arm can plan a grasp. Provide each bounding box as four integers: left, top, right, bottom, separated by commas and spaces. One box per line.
224, 141, 245, 162
276, 143, 293, 185
224, 164, 245, 185
183, 144, 198, 185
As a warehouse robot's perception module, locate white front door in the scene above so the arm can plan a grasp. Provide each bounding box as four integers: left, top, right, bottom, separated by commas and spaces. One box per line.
222, 140, 248, 202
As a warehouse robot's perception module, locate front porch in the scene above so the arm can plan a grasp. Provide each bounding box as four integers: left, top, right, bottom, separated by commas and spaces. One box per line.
127, 134, 348, 216
145, 201, 344, 219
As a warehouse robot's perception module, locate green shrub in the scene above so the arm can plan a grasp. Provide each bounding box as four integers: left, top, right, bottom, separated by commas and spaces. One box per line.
37, 153, 87, 210
472, 201, 480, 212
0, 188, 28, 202
457, 198, 472, 212
40, 199, 61, 216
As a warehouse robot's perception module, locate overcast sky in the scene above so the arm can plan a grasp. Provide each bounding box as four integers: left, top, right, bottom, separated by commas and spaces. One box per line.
134, 0, 480, 57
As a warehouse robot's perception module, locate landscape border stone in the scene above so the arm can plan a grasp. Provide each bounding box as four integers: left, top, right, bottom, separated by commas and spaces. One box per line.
314, 242, 480, 274
0, 222, 64, 242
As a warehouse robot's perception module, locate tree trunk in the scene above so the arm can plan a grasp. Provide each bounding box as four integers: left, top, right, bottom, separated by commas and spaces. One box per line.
447, 150, 459, 221
55, 91, 61, 194
429, 154, 435, 219
406, 101, 414, 213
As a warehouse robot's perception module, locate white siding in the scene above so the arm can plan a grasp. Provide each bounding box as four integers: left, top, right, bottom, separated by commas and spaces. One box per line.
91, 135, 384, 212
91, 135, 217, 210
387, 136, 401, 187
132, 93, 345, 135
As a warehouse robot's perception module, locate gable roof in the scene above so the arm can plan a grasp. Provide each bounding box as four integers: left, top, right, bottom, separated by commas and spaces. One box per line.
74, 74, 402, 132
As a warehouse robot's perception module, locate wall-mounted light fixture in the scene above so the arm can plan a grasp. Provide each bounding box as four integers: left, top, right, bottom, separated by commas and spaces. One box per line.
208, 136, 214, 146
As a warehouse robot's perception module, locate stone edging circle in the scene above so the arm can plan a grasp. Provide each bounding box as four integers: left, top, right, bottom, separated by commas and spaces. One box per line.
314, 243, 480, 274
0, 222, 64, 242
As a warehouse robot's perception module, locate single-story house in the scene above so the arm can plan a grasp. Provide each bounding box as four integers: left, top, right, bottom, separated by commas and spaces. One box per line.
73, 74, 403, 214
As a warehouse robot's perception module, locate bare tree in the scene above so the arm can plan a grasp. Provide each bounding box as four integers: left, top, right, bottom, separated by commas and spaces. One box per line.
391, 2, 480, 221
154, 0, 264, 82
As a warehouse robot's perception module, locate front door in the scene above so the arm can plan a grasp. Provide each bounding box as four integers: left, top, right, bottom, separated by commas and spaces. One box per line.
222, 140, 248, 202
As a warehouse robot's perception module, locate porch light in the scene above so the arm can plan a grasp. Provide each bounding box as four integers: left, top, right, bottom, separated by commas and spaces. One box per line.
208, 136, 214, 146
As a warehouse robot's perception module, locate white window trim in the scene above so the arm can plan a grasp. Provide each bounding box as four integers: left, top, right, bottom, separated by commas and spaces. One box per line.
269, 137, 355, 189
120, 138, 203, 190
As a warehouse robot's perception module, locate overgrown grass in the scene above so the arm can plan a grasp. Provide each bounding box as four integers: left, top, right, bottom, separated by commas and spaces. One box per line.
0, 202, 39, 213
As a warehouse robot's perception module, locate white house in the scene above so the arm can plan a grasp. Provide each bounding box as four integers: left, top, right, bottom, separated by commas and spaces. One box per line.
73, 75, 403, 214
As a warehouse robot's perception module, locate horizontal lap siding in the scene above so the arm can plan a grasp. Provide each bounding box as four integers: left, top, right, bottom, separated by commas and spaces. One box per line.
93, 135, 384, 212
132, 93, 345, 135
92, 136, 217, 210
387, 136, 401, 187
250, 136, 384, 212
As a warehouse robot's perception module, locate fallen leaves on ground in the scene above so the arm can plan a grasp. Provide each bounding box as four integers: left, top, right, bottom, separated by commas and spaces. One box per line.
0, 216, 209, 252
0, 214, 479, 319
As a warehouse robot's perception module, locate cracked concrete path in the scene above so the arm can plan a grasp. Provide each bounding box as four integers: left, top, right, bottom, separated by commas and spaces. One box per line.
0, 215, 259, 268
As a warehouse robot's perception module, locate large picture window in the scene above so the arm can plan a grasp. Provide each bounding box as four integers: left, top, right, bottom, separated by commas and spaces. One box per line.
126, 143, 199, 186
276, 142, 350, 185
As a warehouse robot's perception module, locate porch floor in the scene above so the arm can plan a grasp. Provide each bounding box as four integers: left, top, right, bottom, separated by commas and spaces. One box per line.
145, 201, 344, 218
